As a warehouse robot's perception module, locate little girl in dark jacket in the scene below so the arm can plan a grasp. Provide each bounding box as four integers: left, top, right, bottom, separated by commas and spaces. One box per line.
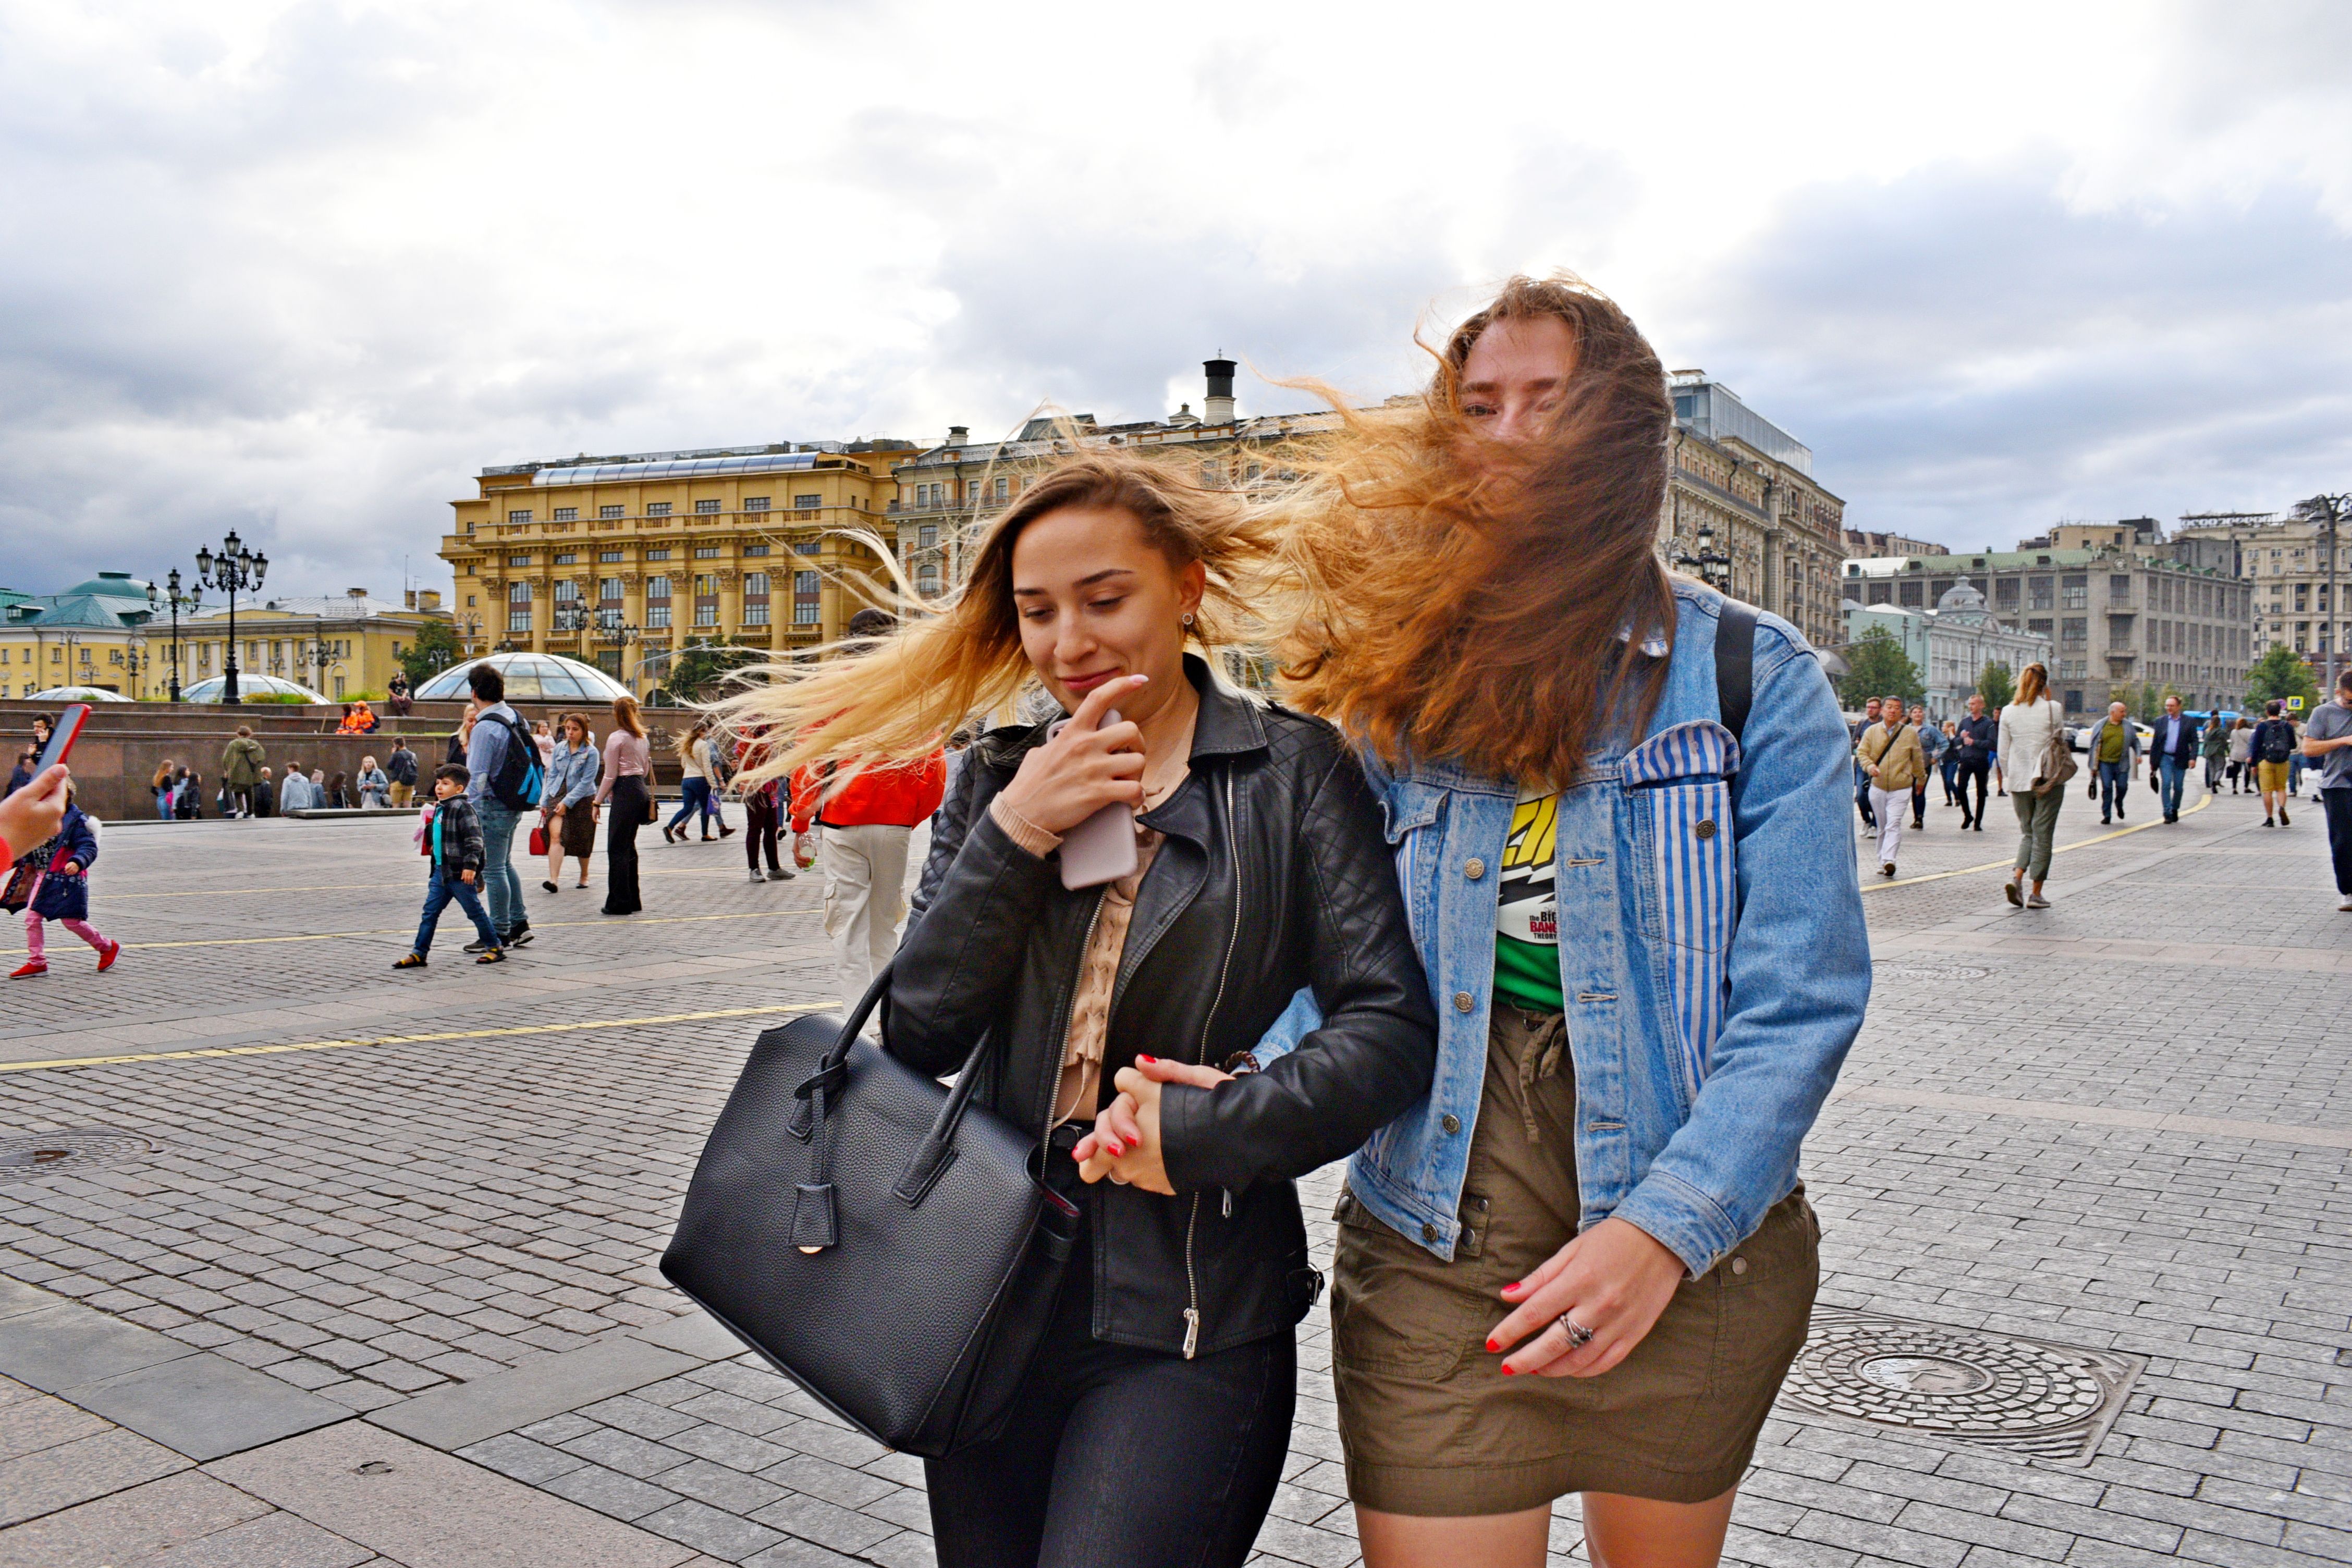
7, 790, 119, 978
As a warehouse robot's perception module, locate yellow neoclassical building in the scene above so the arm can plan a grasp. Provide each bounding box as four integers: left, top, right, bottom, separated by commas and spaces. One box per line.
174, 590, 451, 701
440, 443, 914, 695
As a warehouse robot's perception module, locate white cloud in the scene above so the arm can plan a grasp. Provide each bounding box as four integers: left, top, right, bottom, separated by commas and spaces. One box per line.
0, 0, 2344, 596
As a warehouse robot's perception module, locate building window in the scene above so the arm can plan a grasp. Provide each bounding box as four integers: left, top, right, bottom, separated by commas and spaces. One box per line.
745, 571, 770, 597
794, 570, 820, 624
2028, 577, 2054, 610
695, 498, 721, 513
795, 494, 822, 510
745, 496, 770, 512
2108, 574, 2132, 603
2061, 618, 2087, 647
744, 543, 770, 556
1994, 578, 2019, 608
599, 549, 623, 563
646, 575, 670, 599
508, 582, 531, 603
599, 505, 623, 520
554, 552, 578, 565
917, 564, 941, 596
646, 574, 672, 629
508, 553, 532, 566
694, 545, 720, 558
645, 548, 671, 561
554, 580, 580, 604
1899, 581, 1923, 607
994, 476, 1009, 501
918, 524, 938, 549
553, 507, 578, 522
2027, 618, 2052, 638
647, 501, 672, 517
598, 578, 623, 603
508, 509, 531, 524
795, 540, 820, 555
2061, 574, 2087, 609
694, 603, 718, 627
509, 609, 532, 633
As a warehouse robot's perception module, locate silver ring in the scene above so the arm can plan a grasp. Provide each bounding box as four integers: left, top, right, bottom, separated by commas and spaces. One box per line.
1554, 1313, 1595, 1349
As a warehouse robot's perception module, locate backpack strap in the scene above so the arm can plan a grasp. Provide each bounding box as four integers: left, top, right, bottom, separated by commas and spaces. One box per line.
1715, 598, 1758, 748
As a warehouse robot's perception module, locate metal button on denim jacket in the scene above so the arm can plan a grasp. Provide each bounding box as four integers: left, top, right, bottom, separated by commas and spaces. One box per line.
1255, 583, 1871, 1277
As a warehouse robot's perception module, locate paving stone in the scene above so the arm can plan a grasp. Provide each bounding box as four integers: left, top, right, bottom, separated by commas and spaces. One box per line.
61, 1351, 348, 1461
0, 1469, 268, 1566
0, 1426, 190, 1529
140, 1508, 377, 1568
637, 1498, 786, 1562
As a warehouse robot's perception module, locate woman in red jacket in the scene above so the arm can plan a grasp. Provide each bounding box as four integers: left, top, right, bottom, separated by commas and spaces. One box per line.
788, 609, 947, 1011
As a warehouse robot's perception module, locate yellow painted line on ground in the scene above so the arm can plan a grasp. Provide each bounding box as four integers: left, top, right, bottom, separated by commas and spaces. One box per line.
0, 1001, 830, 1076
2, 907, 810, 958
108, 865, 766, 899
1861, 787, 2216, 893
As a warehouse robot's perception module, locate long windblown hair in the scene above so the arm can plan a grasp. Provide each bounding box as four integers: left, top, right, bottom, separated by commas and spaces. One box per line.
716, 450, 1278, 790
1262, 273, 1677, 786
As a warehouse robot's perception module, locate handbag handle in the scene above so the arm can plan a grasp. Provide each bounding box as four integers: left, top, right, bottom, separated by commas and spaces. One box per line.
790, 960, 1006, 1214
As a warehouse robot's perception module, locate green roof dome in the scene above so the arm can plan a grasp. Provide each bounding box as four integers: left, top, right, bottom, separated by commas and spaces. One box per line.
58, 571, 150, 600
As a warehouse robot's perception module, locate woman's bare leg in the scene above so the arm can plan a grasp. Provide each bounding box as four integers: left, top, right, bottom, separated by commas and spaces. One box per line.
571, 854, 592, 887
1358, 1488, 1738, 1568
1581, 1488, 1737, 1568
1356, 1505, 1549, 1568
545, 831, 564, 887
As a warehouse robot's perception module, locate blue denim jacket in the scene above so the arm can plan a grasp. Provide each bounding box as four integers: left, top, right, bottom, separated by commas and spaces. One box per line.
1256, 583, 1870, 1276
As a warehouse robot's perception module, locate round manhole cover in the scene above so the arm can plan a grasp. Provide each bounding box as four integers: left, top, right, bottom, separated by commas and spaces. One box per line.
0, 1130, 158, 1182
1786, 1317, 2106, 1437
1874, 964, 1991, 981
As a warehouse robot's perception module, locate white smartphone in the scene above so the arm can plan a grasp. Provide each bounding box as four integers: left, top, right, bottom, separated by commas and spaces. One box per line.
1045, 708, 1139, 890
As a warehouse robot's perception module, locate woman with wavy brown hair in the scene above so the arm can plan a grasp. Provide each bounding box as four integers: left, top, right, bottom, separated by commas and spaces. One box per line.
1114, 277, 1870, 1568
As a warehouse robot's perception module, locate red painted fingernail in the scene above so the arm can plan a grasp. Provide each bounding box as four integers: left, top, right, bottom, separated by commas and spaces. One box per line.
1139, 1055, 1157, 1063
1485, 1339, 1499, 1353
1501, 1365, 1515, 1375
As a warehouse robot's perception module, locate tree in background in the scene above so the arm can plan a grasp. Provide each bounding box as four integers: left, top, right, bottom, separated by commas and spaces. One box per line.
1837, 625, 1924, 710
1976, 660, 2015, 711
2244, 645, 2319, 714
662, 637, 764, 704
397, 621, 460, 690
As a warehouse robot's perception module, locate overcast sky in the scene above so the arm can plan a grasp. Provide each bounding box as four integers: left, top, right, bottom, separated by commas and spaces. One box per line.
3, 0, 2347, 599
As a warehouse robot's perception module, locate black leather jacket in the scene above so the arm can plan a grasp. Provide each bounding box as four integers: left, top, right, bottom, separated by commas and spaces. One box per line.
891, 657, 1435, 1357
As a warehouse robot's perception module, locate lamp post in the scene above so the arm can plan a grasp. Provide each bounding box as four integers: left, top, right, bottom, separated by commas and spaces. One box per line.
193, 532, 267, 703
2297, 493, 2348, 694
596, 610, 640, 691
455, 612, 484, 657
146, 571, 200, 702
1671, 521, 1734, 596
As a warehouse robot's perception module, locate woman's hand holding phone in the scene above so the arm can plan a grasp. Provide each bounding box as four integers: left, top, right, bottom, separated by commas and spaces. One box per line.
998, 676, 1148, 835
0, 766, 70, 860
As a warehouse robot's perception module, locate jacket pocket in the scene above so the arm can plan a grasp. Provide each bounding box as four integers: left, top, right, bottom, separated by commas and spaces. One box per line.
1378, 783, 1446, 938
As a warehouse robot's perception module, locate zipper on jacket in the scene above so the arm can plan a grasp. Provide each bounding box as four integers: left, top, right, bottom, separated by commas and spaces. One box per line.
1181, 769, 1243, 1359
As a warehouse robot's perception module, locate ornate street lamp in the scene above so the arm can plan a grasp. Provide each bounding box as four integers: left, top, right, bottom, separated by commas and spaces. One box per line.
193, 532, 267, 703
146, 570, 200, 702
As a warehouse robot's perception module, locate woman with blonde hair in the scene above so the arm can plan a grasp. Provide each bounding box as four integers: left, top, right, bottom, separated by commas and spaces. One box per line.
597, 694, 651, 915
1999, 661, 2066, 908
719, 451, 1436, 1568
1131, 276, 1869, 1568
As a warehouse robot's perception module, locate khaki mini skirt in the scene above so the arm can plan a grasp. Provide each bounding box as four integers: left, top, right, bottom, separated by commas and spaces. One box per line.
1331, 1005, 1819, 1515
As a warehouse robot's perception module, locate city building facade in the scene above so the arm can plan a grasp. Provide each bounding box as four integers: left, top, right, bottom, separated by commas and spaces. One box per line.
1844, 528, 2251, 716
1661, 372, 1846, 651
1843, 578, 2050, 720
1844, 529, 1946, 558
0, 573, 160, 699
176, 590, 451, 702
2173, 509, 2348, 679
439, 442, 914, 697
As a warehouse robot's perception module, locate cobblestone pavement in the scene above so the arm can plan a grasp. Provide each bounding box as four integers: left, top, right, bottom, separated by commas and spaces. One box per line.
1, 770, 2347, 1566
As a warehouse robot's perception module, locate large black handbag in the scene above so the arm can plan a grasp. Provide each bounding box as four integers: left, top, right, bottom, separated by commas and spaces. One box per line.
661, 965, 1079, 1457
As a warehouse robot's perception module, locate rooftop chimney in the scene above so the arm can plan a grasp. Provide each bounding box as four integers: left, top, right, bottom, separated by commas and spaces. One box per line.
946, 425, 968, 448
1203, 356, 1236, 425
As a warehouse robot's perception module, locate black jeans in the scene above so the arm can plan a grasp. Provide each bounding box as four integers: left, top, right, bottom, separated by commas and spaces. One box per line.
604, 775, 646, 914
1955, 760, 1990, 826
926, 1223, 1295, 1568
2323, 788, 2352, 896
744, 793, 782, 873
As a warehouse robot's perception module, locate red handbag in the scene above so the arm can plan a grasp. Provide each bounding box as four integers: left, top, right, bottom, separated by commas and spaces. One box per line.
528, 822, 550, 856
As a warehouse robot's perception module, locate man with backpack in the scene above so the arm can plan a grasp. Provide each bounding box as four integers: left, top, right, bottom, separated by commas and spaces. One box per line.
2251, 699, 2299, 828
462, 663, 544, 949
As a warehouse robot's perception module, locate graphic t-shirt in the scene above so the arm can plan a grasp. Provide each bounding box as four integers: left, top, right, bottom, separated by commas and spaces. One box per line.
1494, 790, 1564, 1012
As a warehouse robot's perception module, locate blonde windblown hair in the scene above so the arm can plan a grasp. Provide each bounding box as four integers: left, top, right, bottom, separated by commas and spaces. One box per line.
716, 451, 1279, 791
